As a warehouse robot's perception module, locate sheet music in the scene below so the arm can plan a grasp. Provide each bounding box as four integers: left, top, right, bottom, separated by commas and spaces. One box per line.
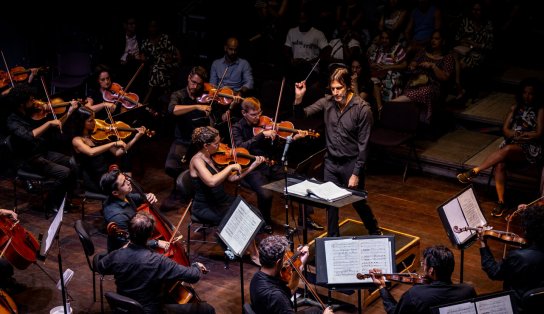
218, 200, 261, 256
287, 180, 321, 197
325, 238, 392, 284
438, 302, 476, 314
40, 197, 66, 257
458, 189, 486, 228
475, 295, 514, 314
442, 199, 471, 244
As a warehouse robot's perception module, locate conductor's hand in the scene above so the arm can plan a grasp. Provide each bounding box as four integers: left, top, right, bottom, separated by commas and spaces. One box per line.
146, 193, 158, 204
294, 81, 307, 104
369, 268, 386, 289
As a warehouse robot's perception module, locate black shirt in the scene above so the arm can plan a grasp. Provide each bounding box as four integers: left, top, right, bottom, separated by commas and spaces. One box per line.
6, 111, 52, 160
97, 243, 202, 314
168, 87, 209, 145
250, 271, 294, 314
296, 94, 373, 176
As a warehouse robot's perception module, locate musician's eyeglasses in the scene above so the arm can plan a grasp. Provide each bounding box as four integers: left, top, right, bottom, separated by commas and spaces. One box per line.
189, 79, 203, 86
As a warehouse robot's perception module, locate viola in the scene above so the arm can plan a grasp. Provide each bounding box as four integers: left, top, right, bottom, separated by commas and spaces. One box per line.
0, 66, 48, 89
253, 115, 320, 139
211, 143, 259, 169
91, 119, 155, 143
0, 289, 18, 314
199, 83, 242, 106
453, 226, 528, 248
102, 82, 142, 110
31, 98, 81, 120
0, 216, 40, 270
356, 272, 428, 285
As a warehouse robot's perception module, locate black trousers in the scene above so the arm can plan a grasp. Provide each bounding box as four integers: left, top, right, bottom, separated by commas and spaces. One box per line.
323, 157, 379, 236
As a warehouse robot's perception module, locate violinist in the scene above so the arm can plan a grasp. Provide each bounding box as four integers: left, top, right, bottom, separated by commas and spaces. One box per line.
189, 126, 264, 265
0, 67, 39, 96
6, 84, 78, 213
0, 209, 26, 295
165, 66, 212, 180
369, 245, 476, 314
100, 168, 167, 252
478, 203, 544, 311
84, 67, 119, 115
249, 235, 333, 314
72, 107, 146, 192
232, 97, 323, 232
97, 212, 216, 314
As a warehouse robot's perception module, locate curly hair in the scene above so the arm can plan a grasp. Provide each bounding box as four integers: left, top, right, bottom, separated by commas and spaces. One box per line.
191, 126, 219, 150
258, 235, 289, 267
520, 204, 544, 247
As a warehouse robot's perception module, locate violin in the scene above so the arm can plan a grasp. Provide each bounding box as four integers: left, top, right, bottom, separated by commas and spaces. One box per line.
0, 66, 48, 89
280, 249, 303, 284
31, 98, 81, 120
198, 83, 242, 106
356, 272, 428, 285
453, 226, 528, 248
102, 82, 141, 110
91, 119, 155, 143
253, 115, 320, 139
211, 143, 260, 169
0, 216, 40, 270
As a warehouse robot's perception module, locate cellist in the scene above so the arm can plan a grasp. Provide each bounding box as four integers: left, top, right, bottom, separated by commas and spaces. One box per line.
0, 209, 26, 295
97, 212, 215, 314
99, 167, 166, 252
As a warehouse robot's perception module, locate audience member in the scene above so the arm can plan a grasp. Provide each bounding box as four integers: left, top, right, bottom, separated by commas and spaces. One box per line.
209, 37, 254, 97
457, 77, 544, 217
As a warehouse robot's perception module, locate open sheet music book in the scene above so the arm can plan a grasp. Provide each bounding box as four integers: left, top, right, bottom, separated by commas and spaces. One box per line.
437, 186, 487, 249
288, 180, 352, 202
431, 291, 516, 314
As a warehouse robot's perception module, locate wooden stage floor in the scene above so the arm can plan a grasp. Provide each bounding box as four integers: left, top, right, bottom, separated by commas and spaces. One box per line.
1, 132, 536, 314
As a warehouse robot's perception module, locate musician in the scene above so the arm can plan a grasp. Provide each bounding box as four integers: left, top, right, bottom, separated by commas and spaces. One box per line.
370, 245, 476, 313
85, 67, 119, 115
478, 203, 544, 311
189, 126, 264, 265
72, 106, 146, 192
97, 212, 215, 314
294, 66, 382, 237
232, 97, 324, 232
100, 168, 169, 252
6, 84, 78, 213
209, 37, 254, 97
0, 209, 26, 295
249, 234, 333, 314
165, 66, 211, 180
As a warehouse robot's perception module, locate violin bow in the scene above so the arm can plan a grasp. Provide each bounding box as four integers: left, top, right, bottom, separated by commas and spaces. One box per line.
0, 50, 15, 88
502, 195, 544, 257
287, 257, 326, 310
39, 76, 62, 134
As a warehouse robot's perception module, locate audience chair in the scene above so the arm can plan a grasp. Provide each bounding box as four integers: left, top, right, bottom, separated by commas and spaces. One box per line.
177, 170, 220, 259
50, 52, 92, 95
369, 101, 422, 182
243, 303, 257, 314
2, 135, 49, 218
74, 219, 107, 313
104, 291, 145, 314
522, 287, 544, 314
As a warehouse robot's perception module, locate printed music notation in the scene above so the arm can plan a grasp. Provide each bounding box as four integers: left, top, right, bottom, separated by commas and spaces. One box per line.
288, 180, 352, 202
218, 198, 262, 257
435, 293, 514, 314
324, 237, 392, 284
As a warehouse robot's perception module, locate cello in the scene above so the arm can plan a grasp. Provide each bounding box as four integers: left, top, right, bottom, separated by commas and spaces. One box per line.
0, 216, 40, 270
125, 173, 201, 304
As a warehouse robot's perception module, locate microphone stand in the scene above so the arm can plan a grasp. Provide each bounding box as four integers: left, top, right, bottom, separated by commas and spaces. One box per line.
282, 138, 297, 249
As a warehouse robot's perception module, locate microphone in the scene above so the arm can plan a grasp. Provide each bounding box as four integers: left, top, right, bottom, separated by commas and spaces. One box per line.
281, 135, 293, 163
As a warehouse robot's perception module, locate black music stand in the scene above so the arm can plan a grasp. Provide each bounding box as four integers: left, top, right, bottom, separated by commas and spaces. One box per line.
38, 196, 70, 314
217, 195, 264, 308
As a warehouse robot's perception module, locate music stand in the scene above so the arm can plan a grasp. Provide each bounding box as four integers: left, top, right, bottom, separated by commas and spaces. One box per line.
430, 290, 517, 314
217, 195, 264, 307
38, 196, 70, 314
